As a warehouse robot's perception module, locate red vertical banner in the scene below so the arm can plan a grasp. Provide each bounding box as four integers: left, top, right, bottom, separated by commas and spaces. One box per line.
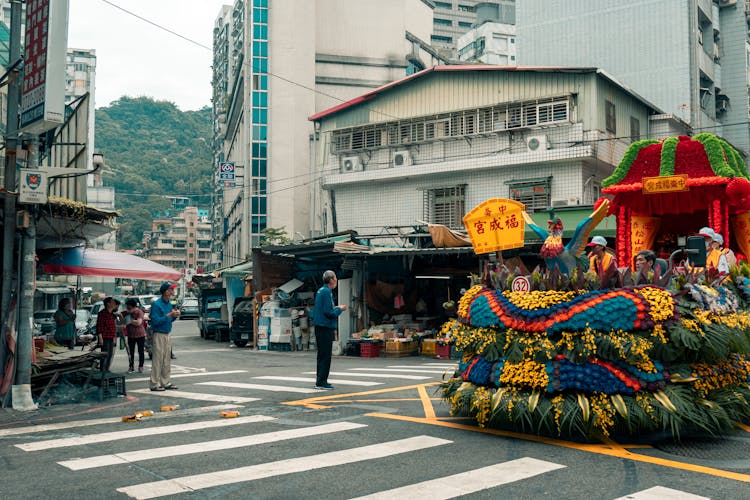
630, 216, 661, 269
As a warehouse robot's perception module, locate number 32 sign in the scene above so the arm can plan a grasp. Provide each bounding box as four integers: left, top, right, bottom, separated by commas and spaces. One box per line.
511, 276, 530, 293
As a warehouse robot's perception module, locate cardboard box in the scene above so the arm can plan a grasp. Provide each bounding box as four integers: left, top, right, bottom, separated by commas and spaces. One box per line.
271, 317, 292, 335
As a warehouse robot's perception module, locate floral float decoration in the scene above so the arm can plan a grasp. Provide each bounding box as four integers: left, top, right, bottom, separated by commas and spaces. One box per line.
440, 274, 750, 438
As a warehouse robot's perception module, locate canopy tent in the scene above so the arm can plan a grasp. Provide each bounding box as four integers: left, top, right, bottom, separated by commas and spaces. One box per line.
40, 247, 181, 281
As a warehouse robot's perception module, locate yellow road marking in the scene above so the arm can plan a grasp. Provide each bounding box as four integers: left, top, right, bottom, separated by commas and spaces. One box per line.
417, 385, 436, 419
311, 398, 441, 404
283, 382, 441, 409
366, 412, 750, 483
285, 382, 750, 483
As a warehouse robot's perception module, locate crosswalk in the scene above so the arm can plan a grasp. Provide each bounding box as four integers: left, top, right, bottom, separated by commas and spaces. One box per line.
0, 362, 714, 498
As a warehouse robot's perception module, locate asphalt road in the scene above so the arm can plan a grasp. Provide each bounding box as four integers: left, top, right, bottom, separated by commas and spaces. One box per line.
1, 320, 749, 499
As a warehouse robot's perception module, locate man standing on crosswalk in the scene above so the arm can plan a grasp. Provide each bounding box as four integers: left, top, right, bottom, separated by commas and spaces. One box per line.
313, 270, 347, 390
149, 282, 180, 391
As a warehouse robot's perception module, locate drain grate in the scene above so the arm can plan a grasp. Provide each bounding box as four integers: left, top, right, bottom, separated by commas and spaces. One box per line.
654, 436, 750, 461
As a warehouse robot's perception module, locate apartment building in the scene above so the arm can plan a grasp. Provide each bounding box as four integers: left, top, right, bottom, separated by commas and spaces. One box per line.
211, 0, 443, 269
517, 0, 750, 156
142, 206, 212, 274
431, 0, 515, 59
457, 3, 516, 65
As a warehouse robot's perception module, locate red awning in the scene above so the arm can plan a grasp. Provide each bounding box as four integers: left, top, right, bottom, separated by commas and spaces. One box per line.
41, 247, 181, 281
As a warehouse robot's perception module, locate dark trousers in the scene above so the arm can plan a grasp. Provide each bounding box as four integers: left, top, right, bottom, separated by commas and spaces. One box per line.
314, 327, 334, 385
128, 337, 145, 368
101, 338, 115, 372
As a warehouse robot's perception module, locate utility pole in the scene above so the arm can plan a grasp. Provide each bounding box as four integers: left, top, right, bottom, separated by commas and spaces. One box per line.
12, 139, 37, 411
1, 0, 22, 369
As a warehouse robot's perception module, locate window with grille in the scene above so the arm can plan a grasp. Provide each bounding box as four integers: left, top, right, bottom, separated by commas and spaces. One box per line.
630, 116, 640, 142
424, 185, 466, 229
605, 100, 616, 133
507, 178, 551, 213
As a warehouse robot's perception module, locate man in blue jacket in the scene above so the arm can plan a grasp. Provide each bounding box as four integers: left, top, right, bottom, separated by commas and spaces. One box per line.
149, 282, 181, 391
312, 270, 347, 390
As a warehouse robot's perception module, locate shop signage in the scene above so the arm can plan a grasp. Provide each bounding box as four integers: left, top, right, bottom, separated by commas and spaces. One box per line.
463, 198, 526, 254
511, 276, 531, 293
218, 161, 236, 188
19, 170, 48, 204
642, 174, 688, 194
630, 216, 661, 268
20, 0, 69, 134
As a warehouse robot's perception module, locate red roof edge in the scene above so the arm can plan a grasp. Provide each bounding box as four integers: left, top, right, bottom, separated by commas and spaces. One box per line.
308, 65, 598, 122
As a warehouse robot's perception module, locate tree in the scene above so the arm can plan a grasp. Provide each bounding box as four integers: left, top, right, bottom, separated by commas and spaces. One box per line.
261, 227, 292, 246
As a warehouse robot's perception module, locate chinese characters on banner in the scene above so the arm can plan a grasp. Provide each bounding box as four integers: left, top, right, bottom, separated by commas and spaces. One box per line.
463, 198, 526, 253
630, 216, 661, 268
642, 174, 689, 194
732, 212, 750, 261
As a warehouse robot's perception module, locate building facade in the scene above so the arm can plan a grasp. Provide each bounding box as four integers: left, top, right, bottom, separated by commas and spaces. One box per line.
211, 0, 444, 269
517, 0, 750, 156
431, 0, 515, 58
311, 66, 678, 238
65, 48, 97, 173
142, 206, 212, 274
457, 21, 516, 64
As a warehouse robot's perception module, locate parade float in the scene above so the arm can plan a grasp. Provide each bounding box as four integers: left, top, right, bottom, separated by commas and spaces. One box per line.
440, 133, 750, 439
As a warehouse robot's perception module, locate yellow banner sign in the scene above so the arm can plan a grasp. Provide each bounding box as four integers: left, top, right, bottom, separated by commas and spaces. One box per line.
732, 212, 750, 261
642, 174, 689, 194
463, 198, 526, 254
630, 216, 661, 269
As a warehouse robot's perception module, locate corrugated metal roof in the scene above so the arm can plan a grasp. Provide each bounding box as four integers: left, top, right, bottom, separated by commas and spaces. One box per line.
308, 65, 661, 122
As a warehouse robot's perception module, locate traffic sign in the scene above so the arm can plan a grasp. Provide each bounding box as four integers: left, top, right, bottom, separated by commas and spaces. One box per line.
511, 276, 530, 293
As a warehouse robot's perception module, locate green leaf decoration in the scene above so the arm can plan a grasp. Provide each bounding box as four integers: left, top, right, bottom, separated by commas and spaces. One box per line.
692, 133, 734, 178
659, 137, 679, 176
577, 393, 591, 422
610, 394, 628, 418
602, 139, 659, 187
528, 390, 540, 413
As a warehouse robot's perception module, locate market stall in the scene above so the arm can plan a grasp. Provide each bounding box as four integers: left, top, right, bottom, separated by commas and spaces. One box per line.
440, 133, 750, 439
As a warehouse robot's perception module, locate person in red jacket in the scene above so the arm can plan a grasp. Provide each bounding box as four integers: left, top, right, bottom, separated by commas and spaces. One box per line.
97, 297, 119, 372
125, 298, 147, 373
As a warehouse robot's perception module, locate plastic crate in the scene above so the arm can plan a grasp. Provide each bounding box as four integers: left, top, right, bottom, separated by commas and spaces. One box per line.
359, 342, 381, 358
421, 339, 436, 356
269, 342, 292, 352
435, 343, 451, 359
90, 372, 126, 400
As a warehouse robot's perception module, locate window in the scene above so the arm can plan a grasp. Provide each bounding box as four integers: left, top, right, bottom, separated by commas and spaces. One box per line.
424, 186, 466, 229
434, 18, 452, 26
630, 117, 640, 142
458, 21, 472, 28
431, 35, 452, 43
434, 1, 452, 8
605, 100, 616, 134
508, 178, 551, 213
458, 4, 475, 12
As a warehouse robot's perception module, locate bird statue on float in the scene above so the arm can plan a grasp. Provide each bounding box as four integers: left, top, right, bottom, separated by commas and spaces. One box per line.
522, 198, 611, 275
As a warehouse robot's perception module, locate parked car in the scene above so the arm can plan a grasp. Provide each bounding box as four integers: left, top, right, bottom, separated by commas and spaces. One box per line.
198, 288, 230, 342
137, 294, 158, 314
33, 310, 57, 336
230, 297, 254, 348
179, 298, 199, 319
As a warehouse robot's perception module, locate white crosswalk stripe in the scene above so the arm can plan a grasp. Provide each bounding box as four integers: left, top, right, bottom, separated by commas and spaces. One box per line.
302, 371, 431, 380
130, 389, 260, 404
387, 365, 454, 371
350, 368, 448, 374
128, 370, 247, 383
58, 421, 367, 470
196, 381, 320, 394
351, 457, 566, 500
0, 404, 243, 437
116, 435, 451, 499
253, 376, 382, 387
614, 486, 710, 500
15, 415, 275, 451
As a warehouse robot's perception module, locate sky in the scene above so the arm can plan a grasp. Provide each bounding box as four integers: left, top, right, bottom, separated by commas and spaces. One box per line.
68, 0, 230, 111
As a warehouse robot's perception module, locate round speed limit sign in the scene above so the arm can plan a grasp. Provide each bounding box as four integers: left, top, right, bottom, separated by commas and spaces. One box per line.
511, 276, 530, 293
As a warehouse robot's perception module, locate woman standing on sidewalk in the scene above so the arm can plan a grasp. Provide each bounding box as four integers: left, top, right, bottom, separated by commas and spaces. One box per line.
124, 298, 147, 373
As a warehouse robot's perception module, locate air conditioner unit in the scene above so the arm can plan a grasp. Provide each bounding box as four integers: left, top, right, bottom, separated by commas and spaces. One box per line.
526, 135, 549, 152
551, 197, 580, 208
340, 156, 363, 173
393, 150, 413, 167
717, 99, 729, 113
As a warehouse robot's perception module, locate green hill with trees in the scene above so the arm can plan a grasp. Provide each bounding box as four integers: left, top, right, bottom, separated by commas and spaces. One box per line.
94, 97, 213, 249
